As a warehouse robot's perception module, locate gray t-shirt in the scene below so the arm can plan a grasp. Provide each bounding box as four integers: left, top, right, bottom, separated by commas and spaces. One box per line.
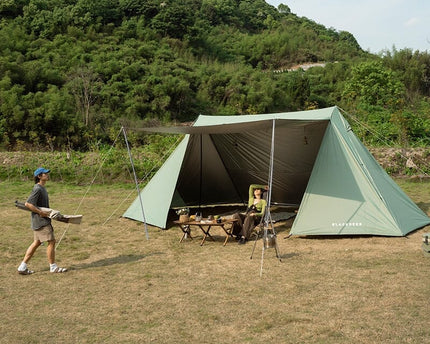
27, 184, 51, 230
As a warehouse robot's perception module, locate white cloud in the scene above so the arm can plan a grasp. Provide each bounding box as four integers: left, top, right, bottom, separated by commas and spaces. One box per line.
404, 17, 420, 27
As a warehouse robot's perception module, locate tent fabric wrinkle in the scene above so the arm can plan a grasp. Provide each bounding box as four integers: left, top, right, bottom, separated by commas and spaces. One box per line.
123, 106, 430, 236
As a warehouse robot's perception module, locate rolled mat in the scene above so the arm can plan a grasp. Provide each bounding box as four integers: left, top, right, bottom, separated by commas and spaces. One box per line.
15, 201, 82, 224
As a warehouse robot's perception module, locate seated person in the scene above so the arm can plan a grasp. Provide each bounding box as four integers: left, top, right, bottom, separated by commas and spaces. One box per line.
233, 184, 268, 244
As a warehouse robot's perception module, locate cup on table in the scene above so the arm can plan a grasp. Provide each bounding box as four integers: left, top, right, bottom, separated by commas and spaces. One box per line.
195, 212, 202, 222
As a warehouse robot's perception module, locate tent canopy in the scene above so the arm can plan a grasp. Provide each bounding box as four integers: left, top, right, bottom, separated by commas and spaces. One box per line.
123, 106, 430, 236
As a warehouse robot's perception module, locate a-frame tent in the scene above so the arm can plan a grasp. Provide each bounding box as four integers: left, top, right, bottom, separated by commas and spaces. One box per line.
123, 106, 430, 236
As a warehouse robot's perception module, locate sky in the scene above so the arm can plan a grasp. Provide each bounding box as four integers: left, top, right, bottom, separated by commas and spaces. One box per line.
266, 0, 430, 53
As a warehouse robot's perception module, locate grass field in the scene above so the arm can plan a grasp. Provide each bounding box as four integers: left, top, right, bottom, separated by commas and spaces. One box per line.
1, 179, 429, 344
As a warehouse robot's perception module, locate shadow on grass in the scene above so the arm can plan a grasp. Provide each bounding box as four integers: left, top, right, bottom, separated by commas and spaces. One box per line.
417, 201, 430, 213
279, 252, 299, 259
71, 253, 162, 271
252, 252, 299, 260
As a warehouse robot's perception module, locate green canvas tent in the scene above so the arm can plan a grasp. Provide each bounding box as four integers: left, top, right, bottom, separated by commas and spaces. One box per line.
123, 106, 430, 236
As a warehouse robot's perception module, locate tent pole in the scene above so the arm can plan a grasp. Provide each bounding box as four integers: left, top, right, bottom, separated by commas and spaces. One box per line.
199, 133, 203, 210
268, 119, 282, 260
122, 126, 149, 240
266, 120, 275, 212
259, 119, 281, 275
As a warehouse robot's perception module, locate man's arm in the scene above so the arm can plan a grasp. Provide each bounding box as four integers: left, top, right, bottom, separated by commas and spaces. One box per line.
24, 202, 50, 217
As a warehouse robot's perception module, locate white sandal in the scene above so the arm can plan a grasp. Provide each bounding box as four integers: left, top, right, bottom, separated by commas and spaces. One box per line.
18, 268, 34, 275
51, 267, 67, 273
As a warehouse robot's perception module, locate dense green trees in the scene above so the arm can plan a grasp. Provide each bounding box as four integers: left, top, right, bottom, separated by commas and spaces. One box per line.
343, 61, 405, 108
0, 0, 429, 150
341, 60, 430, 145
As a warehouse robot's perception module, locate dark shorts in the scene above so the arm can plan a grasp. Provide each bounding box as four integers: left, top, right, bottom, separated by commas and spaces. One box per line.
33, 224, 55, 242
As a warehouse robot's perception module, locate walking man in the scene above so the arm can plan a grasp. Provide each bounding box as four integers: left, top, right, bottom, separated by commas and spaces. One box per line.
17, 167, 67, 275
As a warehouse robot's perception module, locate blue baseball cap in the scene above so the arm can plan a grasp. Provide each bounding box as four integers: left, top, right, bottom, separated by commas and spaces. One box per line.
34, 167, 50, 177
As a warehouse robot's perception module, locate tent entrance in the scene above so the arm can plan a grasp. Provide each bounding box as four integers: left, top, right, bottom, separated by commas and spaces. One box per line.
172, 120, 330, 209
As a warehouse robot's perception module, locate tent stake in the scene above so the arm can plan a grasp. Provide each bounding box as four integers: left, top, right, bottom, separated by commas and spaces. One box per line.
122, 126, 149, 240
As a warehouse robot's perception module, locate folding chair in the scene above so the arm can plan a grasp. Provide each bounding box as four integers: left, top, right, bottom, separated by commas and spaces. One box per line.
250, 191, 268, 258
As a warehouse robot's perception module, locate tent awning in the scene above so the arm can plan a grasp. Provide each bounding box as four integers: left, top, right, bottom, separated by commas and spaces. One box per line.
127, 119, 328, 135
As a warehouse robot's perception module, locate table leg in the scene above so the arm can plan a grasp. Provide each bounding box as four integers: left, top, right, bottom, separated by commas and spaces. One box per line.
199, 225, 215, 246
222, 224, 236, 246
179, 225, 192, 243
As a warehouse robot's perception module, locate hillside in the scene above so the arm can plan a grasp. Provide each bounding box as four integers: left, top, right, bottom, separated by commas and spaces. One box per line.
0, 0, 429, 151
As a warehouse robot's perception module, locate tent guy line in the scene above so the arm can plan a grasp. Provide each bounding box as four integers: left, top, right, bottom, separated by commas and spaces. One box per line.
339, 107, 430, 177
56, 128, 124, 249
122, 126, 149, 240
101, 134, 183, 226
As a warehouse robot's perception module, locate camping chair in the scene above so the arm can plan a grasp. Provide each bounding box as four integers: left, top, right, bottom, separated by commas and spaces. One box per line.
250, 191, 269, 258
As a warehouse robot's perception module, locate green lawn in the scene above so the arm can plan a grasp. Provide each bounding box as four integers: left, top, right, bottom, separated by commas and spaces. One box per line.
1, 179, 429, 344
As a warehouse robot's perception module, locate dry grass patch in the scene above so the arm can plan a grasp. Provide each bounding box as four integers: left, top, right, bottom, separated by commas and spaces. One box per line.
1, 180, 429, 344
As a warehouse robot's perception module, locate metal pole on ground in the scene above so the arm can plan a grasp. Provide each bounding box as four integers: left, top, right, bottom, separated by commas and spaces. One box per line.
122, 126, 149, 240
257, 119, 282, 277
